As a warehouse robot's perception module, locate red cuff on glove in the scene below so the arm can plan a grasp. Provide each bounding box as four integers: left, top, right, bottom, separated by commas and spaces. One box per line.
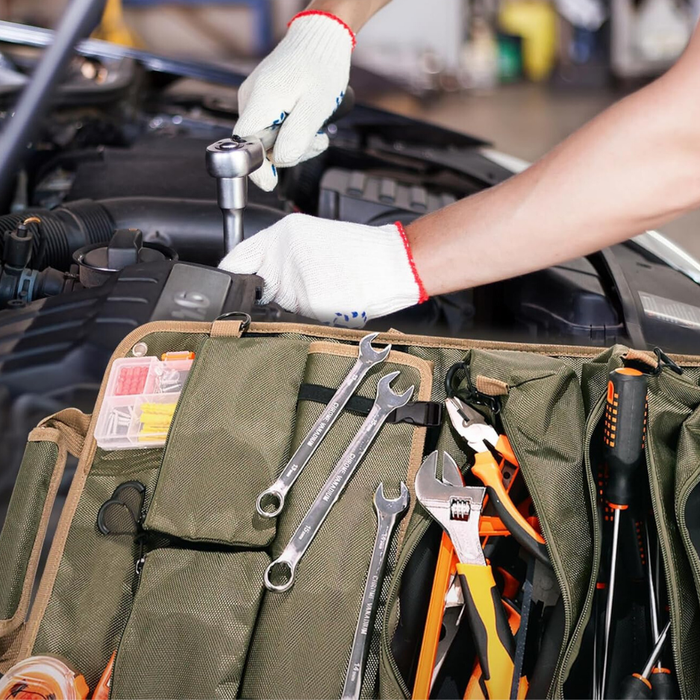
288, 10, 357, 50
395, 221, 429, 304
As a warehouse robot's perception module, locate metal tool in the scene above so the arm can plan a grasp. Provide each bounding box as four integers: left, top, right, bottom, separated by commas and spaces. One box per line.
415, 451, 517, 700
341, 482, 409, 700
600, 368, 648, 698
413, 424, 522, 700
264, 372, 413, 592
618, 621, 671, 699
446, 397, 549, 567
207, 88, 355, 253
256, 333, 391, 519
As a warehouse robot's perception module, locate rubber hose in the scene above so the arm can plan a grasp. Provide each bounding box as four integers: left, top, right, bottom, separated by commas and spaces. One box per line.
0, 198, 285, 270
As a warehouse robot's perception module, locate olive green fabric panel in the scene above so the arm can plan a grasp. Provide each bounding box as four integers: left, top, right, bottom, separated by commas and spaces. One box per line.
32, 448, 163, 689
112, 548, 268, 700
0, 441, 59, 621
580, 346, 629, 415
464, 349, 591, 694
676, 406, 700, 611
242, 352, 424, 699
645, 370, 700, 699
144, 336, 311, 547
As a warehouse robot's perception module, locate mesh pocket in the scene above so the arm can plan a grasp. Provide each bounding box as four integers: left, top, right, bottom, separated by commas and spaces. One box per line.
242, 346, 431, 700
111, 547, 268, 700
144, 336, 311, 547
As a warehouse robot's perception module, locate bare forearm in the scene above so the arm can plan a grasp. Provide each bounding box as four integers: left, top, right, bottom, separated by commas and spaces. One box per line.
408, 40, 700, 297
306, 0, 392, 31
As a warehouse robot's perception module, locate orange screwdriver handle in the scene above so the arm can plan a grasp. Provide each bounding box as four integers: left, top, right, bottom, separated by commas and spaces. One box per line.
457, 562, 515, 700
413, 532, 456, 699
471, 452, 549, 566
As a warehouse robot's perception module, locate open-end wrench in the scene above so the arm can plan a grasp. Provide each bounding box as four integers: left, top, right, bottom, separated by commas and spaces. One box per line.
264, 372, 414, 592
256, 333, 391, 519
341, 482, 410, 700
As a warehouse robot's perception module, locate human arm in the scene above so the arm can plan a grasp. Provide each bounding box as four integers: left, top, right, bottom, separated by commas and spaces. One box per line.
221, 25, 700, 326
234, 0, 392, 191
408, 25, 700, 295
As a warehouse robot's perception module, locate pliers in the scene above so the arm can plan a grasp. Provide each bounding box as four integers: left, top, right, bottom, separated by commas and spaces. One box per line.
446, 397, 549, 567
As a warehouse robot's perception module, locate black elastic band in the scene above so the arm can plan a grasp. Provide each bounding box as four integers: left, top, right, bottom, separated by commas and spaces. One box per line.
297, 383, 443, 427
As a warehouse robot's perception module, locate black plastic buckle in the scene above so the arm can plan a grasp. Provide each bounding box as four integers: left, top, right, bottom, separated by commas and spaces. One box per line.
386, 401, 443, 427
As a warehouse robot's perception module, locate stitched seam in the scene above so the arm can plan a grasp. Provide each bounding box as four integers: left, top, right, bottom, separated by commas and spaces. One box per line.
395, 221, 429, 304
288, 10, 357, 49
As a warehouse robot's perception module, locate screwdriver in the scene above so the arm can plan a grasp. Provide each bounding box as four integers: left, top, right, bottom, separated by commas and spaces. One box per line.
618, 621, 671, 699
600, 368, 648, 698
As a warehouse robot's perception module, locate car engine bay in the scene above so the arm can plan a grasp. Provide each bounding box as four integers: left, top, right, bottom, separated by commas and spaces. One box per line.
3, 29, 700, 520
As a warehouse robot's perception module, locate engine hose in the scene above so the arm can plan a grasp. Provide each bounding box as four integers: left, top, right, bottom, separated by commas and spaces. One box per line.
0, 197, 285, 270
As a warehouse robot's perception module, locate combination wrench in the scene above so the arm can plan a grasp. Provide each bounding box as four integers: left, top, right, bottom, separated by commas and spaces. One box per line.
256, 333, 392, 519
264, 372, 414, 592
341, 482, 409, 700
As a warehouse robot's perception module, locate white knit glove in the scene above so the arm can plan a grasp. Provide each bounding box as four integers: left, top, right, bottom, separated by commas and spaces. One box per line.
218, 214, 428, 327
234, 11, 355, 192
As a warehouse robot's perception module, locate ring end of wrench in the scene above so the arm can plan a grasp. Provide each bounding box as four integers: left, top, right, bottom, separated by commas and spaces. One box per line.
264, 558, 296, 592
256, 487, 285, 519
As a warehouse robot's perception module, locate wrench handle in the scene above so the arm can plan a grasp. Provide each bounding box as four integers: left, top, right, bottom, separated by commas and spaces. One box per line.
257, 357, 368, 519
264, 384, 409, 592
341, 510, 401, 700
457, 562, 515, 700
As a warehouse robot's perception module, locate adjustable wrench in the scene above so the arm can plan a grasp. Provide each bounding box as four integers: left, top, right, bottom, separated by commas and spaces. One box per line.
341, 482, 410, 700
256, 332, 391, 519
264, 372, 414, 592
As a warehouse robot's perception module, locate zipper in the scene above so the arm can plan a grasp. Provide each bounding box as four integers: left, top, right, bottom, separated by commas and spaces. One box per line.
676, 466, 700, 592
380, 514, 433, 699
645, 413, 684, 696
554, 392, 606, 697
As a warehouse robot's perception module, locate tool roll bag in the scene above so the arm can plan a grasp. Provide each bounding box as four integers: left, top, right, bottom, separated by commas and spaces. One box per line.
3, 319, 700, 699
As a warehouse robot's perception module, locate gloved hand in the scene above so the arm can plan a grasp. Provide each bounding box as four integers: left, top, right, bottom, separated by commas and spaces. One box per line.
234, 11, 355, 192
218, 214, 428, 327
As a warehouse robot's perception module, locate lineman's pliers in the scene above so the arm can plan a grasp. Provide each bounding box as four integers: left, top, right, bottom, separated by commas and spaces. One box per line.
446, 397, 549, 567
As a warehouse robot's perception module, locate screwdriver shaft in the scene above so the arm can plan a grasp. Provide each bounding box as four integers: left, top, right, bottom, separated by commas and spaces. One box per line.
645, 526, 662, 672
601, 508, 621, 697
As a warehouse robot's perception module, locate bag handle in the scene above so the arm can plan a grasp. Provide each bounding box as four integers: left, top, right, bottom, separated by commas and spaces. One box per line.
0, 408, 89, 672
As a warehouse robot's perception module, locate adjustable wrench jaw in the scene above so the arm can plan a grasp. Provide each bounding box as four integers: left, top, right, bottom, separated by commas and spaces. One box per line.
415, 451, 486, 566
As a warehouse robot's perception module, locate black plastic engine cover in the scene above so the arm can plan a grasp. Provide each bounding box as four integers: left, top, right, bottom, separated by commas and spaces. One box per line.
0, 261, 262, 397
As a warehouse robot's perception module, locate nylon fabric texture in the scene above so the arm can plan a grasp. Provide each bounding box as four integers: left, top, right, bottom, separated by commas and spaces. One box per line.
463, 349, 591, 696
32, 448, 163, 689
0, 441, 58, 622
644, 370, 700, 699
241, 351, 426, 699
111, 548, 268, 699
144, 336, 311, 547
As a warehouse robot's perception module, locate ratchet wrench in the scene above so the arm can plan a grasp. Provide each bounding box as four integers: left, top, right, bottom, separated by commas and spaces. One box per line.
341, 482, 410, 700
256, 333, 392, 519
264, 371, 414, 592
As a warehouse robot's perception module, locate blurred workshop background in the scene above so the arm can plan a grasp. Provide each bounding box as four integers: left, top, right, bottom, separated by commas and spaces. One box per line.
4, 0, 700, 251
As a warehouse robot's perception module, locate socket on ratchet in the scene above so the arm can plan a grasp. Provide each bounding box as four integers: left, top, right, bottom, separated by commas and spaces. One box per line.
341, 482, 409, 700
264, 372, 414, 592
256, 333, 392, 519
